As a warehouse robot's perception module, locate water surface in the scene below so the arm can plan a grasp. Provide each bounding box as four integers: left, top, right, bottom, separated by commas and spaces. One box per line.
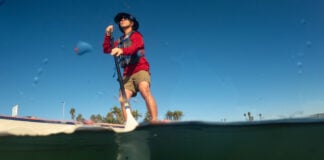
1, 119, 323, 160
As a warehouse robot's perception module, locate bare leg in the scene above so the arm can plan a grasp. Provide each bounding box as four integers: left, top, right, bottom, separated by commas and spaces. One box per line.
138, 81, 158, 121
120, 89, 133, 123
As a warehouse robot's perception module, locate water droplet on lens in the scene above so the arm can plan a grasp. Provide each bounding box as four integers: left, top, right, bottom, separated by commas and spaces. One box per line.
37, 68, 43, 75
43, 58, 49, 64
33, 76, 39, 84
297, 61, 303, 68
0, 0, 5, 7
299, 18, 306, 25
306, 40, 312, 48
297, 52, 304, 57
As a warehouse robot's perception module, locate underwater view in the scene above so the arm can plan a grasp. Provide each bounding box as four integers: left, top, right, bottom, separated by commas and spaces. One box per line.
1, 120, 324, 160
1, 0, 324, 159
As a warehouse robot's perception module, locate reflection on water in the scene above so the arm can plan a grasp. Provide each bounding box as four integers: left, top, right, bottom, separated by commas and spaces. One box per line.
115, 131, 150, 160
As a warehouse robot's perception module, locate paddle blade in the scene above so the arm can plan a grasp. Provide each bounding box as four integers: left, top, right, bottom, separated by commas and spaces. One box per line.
112, 108, 138, 133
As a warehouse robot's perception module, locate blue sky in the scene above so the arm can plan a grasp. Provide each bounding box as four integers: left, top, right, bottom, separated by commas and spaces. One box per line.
1, 0, 324, 122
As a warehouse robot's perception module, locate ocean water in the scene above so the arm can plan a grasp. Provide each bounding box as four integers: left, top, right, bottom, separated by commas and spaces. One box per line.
1, 119, 323, 160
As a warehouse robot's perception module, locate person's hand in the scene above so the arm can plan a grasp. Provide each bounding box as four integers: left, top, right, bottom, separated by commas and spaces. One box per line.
105, 25, 114, 36
111, 47, 123, 56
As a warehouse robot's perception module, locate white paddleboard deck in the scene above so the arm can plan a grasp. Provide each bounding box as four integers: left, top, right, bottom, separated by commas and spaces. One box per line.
0, 115, 127, 136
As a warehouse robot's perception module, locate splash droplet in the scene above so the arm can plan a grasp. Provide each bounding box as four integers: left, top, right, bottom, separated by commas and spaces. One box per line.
33, 76, 39, 84
296, 61, 303, 74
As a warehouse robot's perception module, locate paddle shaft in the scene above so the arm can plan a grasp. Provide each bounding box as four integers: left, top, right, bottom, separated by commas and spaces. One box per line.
111, 36, 130, 108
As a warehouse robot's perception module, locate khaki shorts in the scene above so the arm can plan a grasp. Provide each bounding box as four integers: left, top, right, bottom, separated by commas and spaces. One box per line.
123, 70, 151, 97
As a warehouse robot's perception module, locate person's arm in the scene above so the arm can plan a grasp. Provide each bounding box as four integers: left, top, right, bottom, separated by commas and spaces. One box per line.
103, 35, 113, 53
121, 32, 144, 56
103, 25, 115, 54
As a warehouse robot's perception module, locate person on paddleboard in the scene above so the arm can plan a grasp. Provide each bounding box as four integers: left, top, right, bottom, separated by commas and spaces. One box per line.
103, 12, 158, 123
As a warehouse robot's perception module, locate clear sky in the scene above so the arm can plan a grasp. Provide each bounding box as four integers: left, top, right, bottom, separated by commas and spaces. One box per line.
1, 0, 324, 122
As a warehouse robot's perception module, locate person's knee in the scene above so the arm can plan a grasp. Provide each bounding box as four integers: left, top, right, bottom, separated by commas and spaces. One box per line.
138, 81, 150, 91
125, 89, 133, 98
118, 90, 133, 103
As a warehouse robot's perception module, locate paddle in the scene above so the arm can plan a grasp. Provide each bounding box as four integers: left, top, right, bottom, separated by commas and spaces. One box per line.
110, 35, 138, 133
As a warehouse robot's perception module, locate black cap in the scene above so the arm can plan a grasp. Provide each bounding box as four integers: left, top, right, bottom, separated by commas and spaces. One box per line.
114, 12, 139, 32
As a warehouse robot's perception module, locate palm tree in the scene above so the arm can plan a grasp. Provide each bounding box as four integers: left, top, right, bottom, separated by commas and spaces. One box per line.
166, 111, 173, 120
244, 112, 254, 121
106, 112, 114, 123
69, 108, 76, 120
76, 114, 84, 122
90, 114, 103, 123
97, 114, 103, 123
173, 110, 183, 121
144, 111, 151, 122
90, 114, 96, 122
112, 106, 123, 124
259, 113, 262, 120
132, 109, 142, 120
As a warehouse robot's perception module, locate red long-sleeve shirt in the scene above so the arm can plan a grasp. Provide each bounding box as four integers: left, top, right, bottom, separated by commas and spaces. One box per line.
103, 31, 150, 76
